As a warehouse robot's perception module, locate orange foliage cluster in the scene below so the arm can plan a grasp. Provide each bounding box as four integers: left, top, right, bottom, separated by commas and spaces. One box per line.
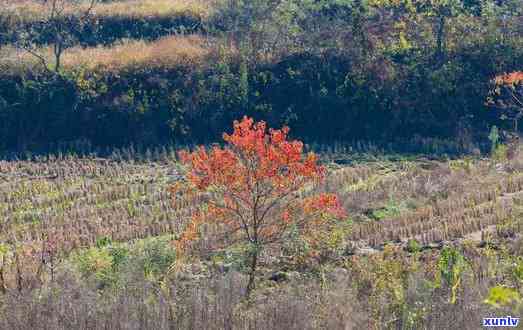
174, 117, 345, 252
303, 193, 346, 219
487, 71, 523, 130
179, 117, 323, 191
494, 71, 523, 86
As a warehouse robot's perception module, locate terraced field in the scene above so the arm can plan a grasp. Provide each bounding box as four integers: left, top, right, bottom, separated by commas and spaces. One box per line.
333, 159, 523, 248
2, 149, 522, 289
1, 156, 183, 248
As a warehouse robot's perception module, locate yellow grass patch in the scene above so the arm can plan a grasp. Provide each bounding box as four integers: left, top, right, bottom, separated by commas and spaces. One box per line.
61, 35, 210, 70
1, 0, 213, 22
0, 35, 212, 74
87, 0, 213, 19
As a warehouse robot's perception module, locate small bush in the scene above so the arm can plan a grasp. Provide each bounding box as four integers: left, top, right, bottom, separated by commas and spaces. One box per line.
73, 236, 176, 287
484, 286, 521, 308
129, 236, 176, 279
370, 199, 403, 221
492, 144, 508, 163
74, 247, 116, 285
406, 239, 422, 254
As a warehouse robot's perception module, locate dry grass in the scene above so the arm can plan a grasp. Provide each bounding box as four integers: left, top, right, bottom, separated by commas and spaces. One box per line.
0, 0, 214, 22
60, 34, 211, 70
0, 34, 212, 73
88, 0, 214, 19
0, 268, 370, 330
321, 151, 523, 250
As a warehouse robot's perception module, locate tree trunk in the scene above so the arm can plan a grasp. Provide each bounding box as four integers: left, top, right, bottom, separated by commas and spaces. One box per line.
246, 251, 258, 296
0, 267, 6, 294
436, 15, 446, 63
14, 252, 23, 292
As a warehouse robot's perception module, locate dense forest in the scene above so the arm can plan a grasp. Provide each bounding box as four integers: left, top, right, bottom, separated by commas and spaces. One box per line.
0, 0, 521, 153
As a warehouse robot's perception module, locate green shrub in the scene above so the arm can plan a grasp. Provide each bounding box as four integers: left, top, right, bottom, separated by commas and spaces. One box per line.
210, 245, 251, 272
74, 247, 116, 285
73, 236, 176, 287
370, 199, 403, 221
484, 285, 521, 308
489, 125, 500, 151
435, 247, 469, 304
406, 239, 421, 254
491, 144, 508, 163
129, 237, 177, 279
513, 258, 523, 283
96, 236, 113, 249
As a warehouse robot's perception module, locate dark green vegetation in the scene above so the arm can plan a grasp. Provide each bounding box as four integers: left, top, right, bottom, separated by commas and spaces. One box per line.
0, 0, 522, 152
1, 148, 523, 329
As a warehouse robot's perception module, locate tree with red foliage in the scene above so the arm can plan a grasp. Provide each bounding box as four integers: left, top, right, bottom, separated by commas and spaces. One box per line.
487, 71, 523, 132
172, 117, 345, 294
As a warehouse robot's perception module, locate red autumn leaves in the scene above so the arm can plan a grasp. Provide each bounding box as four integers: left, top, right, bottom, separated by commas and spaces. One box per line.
488, 71, 523, 131
494, 71, 523, 86
174, 116, 345, 252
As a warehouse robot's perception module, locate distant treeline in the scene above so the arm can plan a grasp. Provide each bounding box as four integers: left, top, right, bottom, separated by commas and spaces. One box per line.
0, 0, 521, 152
0, 14, 204, 47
